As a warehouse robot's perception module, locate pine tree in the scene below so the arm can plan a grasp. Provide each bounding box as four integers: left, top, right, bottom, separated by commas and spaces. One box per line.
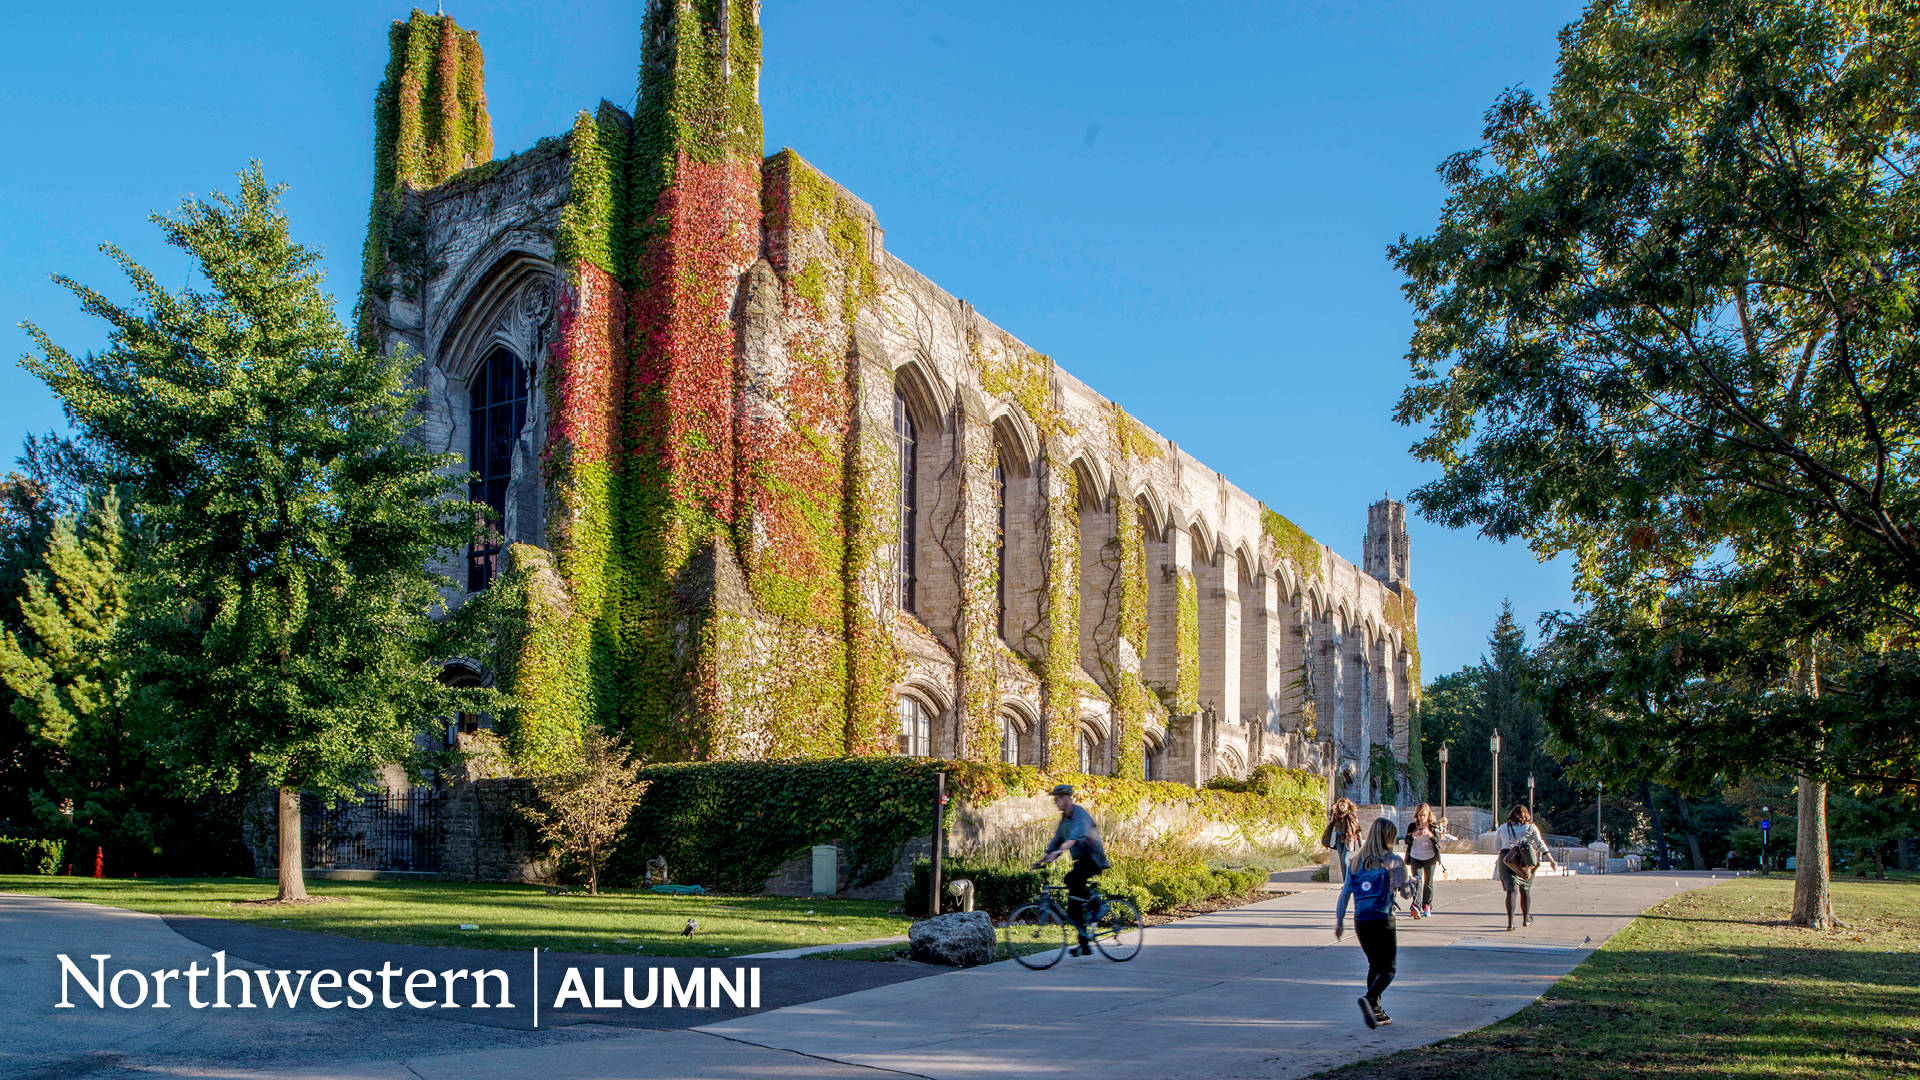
22, 165, 500, 900
0, 489, 167, 865
0, 489, 130, 757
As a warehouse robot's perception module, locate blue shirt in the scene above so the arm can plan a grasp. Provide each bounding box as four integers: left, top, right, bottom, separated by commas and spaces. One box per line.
1046, 805, 1110, 869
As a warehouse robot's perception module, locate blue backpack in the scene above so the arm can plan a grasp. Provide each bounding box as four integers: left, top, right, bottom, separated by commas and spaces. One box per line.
1349, 859, 1395, 921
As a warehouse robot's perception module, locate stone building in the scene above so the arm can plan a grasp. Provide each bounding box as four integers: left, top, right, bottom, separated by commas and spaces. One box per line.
358, 3, 1420, 802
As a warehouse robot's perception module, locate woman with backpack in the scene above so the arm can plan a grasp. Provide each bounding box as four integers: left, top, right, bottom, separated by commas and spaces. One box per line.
1334, 817, 1413, 1028
1496, 804, 1558, 930
1402, 802, 1443, 918
1321, 798, 1360, 883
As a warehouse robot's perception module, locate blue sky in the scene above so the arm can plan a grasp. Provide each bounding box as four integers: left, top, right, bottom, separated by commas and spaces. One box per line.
0, 1, 1581, 680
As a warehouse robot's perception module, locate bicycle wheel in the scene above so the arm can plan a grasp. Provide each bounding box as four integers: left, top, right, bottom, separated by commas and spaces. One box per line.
1004, 903, 1069, 969
1092, 896, 1144, 961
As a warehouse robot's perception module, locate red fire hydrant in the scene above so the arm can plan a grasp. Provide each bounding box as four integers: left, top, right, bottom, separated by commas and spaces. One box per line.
93, 847, 104, 878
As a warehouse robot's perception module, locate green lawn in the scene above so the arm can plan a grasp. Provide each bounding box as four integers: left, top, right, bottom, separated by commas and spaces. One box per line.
0, 876, 910, 958
1315, 874, 1920, 1079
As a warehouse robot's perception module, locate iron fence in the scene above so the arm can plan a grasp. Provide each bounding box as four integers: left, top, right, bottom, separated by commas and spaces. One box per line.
301, 789, 443, 872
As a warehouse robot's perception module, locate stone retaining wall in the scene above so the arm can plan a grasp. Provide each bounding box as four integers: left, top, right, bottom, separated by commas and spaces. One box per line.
439, 778, 550, 883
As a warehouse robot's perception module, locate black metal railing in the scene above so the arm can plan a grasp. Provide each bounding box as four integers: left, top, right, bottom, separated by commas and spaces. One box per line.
301, 789, 443, 872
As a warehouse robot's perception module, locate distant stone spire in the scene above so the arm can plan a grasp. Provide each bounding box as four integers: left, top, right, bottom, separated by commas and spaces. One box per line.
1364, 497, 1410, 590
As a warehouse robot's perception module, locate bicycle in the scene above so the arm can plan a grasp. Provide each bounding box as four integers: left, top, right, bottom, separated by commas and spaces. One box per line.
1001, 879, 1144, 968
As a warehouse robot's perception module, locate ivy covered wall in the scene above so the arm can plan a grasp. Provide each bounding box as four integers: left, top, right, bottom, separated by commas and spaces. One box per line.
358, 10, 492, 346
361, 2, 1410, 791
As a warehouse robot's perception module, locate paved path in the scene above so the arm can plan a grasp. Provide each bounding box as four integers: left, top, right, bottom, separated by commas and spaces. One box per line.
2, 872, 1729, 1079
698, 872, 1727, 1080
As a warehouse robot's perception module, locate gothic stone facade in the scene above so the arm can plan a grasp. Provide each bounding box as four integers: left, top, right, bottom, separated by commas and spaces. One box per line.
360, 4, 1419, 801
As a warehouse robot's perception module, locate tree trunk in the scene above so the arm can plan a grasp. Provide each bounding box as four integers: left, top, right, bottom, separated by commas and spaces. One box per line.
1790, 774, 1833, 927
1789, 638, 1834, 929
1674, 794, 1706, 869
276, 786, 308, 902
1644, 779, 1670, 871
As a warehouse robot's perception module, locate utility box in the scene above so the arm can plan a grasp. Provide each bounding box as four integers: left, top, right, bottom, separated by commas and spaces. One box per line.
810, 845, 837, 895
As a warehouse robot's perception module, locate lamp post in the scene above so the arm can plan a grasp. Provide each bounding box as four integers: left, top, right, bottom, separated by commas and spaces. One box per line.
1760, 806, 1770, 874
1438, 743, 1450, 828
1489, 729, 1501, 830
1528, 772, 1535, 817
1596, 780, 1604, 849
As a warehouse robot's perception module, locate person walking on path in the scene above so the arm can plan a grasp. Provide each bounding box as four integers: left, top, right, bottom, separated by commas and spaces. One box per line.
1032, 783, 1111, 956
1402, 802, 1443, 918
1321, 798, 1360, 884
1334, 818, 1413, 1028
1496, 804, 1558, 930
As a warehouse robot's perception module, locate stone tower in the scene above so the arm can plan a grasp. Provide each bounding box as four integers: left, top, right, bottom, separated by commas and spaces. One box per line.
1364, 497, 1410, 591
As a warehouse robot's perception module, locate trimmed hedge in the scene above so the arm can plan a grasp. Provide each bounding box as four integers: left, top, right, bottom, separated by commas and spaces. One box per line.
608, 757, 1325, 894
611, 758, 950, 892
0, 836, 66, 875
905, 855, 1266, 918
905, 856, 1036, 917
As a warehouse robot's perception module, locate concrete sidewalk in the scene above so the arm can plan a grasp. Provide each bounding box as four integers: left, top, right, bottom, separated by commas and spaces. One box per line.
2, 872, 1726, 1079
697, 871, 1726, 1080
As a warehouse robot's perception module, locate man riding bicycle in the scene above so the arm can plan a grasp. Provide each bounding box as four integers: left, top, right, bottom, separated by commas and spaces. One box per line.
1030, 783, 1110, 956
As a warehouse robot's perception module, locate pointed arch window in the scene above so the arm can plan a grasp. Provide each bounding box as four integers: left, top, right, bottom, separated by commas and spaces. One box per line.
468, 347, 527, 591
1000, 712, 1021, 765
994, 454, 1007, 640
894, 388, 918, 613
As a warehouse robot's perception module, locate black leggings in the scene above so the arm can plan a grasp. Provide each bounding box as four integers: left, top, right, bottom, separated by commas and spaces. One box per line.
1064, 861, 1097, 941
1353, 917, 1397, 1003
1408, 856, 1438, 908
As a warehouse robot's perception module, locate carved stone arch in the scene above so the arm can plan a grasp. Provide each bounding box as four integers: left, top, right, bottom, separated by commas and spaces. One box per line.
1305, 582, 1330, 621
1141, 724, 1169, 781
1336, 598, 1356, 634
1002, 698, 1040, 730
430, 234, 555, 366
1218, 744, 1246, 777
1067, 454, 1110, 510
1234, 544, 1257, 585
890, 357, 951, 433
439, 657, 488, 688
434, 250, 556, 570
1186, 516, 1219, 565
438, 257, 556, 380
899, 677, 952, 714
988, 407, 1039, 476
998, 699, 1041, 766
895, 679, 954, 758
1274, 561, 1299, 602
1131, 484, 1171, 541
1364, 613, 1387, 646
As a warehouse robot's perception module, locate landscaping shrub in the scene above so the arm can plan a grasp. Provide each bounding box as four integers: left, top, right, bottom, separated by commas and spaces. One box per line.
906, 852, 1266, 918
608, 756, 1324, 896
0, 836, 66, 875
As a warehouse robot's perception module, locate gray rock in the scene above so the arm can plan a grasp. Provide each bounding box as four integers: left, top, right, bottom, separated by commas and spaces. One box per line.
908, 911, 996, 967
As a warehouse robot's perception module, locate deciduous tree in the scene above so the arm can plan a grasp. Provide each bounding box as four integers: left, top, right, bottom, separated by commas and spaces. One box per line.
1392, 0, 1920, 927
21, 165, 498, 900
528, 729, 648, 895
